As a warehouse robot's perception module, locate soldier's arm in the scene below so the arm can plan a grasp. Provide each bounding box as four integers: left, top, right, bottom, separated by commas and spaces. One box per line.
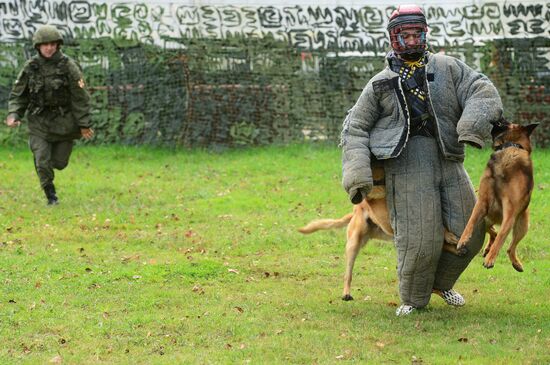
7, 67, 30, 124
67, 60, 92, 129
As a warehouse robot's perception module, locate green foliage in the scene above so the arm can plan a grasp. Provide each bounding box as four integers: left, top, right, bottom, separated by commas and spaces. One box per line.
0, 144, 548, 363
230, 121, 261, 146
89, 106, 123, 143
1, 37, 548, 148
475, 37, 549, 147
121, 112, 147, 142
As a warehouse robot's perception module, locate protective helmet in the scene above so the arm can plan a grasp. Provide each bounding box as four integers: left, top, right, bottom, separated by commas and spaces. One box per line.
387, 4, 427, 60
32, 25, 64, 48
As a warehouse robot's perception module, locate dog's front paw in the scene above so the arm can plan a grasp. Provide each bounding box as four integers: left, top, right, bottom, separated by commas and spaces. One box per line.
483, 260, 495, 269
456, 244, 469, 257
443, 230, 459, 245
342, 294, 354, 301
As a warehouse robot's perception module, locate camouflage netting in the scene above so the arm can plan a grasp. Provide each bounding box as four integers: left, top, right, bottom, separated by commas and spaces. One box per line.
0, 36, 548, 148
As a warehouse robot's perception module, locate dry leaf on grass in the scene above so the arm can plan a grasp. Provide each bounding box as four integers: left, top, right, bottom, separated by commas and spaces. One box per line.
49, 355, 62, 364
121, 254, 140, 263
192, 285, 204, 295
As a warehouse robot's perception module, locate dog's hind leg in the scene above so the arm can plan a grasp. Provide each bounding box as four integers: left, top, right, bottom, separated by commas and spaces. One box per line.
483, 225, 498, 257
457, 198, 489, 256
342, 214, 368, 301
483, 201, 516, 269
342, 233, 364, 301
507, 209, 529, 272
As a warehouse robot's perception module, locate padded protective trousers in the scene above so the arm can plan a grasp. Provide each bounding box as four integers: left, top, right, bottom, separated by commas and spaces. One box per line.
29, 135, 74, 188
384, 136, 485, 308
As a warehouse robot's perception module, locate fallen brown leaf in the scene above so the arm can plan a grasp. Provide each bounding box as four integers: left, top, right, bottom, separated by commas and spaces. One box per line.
49, 355, 62, 364
121, 254, 140, 263
192, 285, 204, 295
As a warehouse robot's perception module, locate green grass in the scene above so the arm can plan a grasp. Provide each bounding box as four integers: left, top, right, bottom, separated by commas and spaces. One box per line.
0, 143, 549, 364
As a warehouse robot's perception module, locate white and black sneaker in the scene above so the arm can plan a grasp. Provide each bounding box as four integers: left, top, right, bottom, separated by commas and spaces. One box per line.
395, 304, 416, 316
433, 289, 465, 307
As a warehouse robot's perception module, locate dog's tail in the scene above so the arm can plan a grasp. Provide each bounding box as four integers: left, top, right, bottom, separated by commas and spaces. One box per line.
298, 213, 353, 234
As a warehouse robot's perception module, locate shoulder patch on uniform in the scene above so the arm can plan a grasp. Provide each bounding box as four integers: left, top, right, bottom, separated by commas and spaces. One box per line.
78, 79, 85, 88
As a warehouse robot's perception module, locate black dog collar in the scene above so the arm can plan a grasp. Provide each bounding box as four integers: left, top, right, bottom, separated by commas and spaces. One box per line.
494, 142, 524, 151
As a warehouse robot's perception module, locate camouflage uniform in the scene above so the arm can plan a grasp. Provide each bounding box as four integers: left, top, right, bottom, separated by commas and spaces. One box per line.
7, 25, 91, 204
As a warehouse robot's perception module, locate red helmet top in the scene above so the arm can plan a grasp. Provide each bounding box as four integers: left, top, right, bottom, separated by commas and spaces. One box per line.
387, 4, 428, 60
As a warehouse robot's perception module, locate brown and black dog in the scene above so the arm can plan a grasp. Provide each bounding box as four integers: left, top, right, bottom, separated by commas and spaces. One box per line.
298, 159, 486, 301
457, 119, 538, 272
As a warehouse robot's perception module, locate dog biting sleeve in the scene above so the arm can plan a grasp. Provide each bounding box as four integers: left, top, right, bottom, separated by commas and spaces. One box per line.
452, 58, 503, 148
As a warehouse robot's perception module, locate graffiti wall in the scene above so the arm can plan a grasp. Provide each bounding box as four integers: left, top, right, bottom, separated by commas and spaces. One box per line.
0, 0, 549, 147
1, 1, 547, 50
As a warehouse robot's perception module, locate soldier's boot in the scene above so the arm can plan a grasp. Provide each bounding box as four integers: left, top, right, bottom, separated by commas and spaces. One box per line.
44, 184, 59, 206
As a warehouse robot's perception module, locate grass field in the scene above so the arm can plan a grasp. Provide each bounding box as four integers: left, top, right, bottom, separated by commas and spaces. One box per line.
1, 143, 549, 364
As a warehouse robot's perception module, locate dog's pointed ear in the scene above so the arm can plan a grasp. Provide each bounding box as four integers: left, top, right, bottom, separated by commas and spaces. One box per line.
523, 123, 539, 136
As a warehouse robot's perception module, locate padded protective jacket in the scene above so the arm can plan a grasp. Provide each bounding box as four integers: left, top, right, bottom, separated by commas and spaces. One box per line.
341, 52, 503, 201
